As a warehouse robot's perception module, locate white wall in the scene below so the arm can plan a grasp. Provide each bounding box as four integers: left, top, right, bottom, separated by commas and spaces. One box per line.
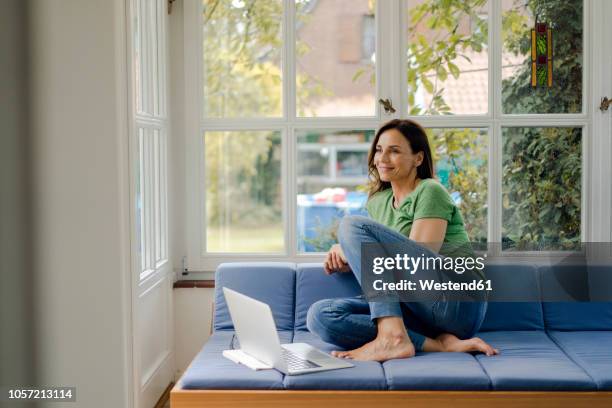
28, 0, 133, 407
167, 0, 217, 380
0, 0, 34, 392
173, 288, 215, 377
169, 0, 187, 281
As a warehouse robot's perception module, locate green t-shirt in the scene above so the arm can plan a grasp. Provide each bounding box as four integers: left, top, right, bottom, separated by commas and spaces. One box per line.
365, 178, 473, 259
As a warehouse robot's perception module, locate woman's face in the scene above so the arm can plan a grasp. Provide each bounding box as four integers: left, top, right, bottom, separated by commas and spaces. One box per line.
374, 129, 423, 183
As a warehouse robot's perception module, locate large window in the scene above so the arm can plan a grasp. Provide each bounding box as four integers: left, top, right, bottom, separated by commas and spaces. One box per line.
185, 0, 594, 270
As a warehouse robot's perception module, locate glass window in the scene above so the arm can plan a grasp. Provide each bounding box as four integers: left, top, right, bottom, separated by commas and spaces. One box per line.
337, 150, 369, 177
405, 0, 489, 115
203, 0, 283, 118
501, 0, 582, 114
192, 0, 591, 260
138, 127, 166, 275
502, 127, 581, 250
297, 147, 330, 178
133, 0, 143, 113
296, 0, 376, 117
205, 130, 283, 252
296, 129, 374, 252
361, 14, 376, 61
136, 128, 144, 272
428, 128, 488, 244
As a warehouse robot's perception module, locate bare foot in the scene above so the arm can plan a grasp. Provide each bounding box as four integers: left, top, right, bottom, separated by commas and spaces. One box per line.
437, 333, 499, 356
331, 334, 416, 362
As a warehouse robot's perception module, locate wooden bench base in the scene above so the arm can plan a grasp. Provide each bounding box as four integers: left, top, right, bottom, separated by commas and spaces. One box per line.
170, 387, 612, 408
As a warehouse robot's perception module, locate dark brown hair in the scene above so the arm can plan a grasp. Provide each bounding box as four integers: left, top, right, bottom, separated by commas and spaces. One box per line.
367, 119, 434, 198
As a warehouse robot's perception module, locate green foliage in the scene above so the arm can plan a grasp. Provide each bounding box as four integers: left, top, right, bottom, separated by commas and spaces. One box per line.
405, 0, 582, 249
430, 128, 488, 243
501, 0, 583, 249
203, 0, 583, 251
205, 131, 282, 229
406, 0, 488, 115
203, 0, 329, 231
303, 218, 340, 253
203, 0, 284, 117
406, 0, 489, 243
501, 0, 582, 114
502, 128, 581, 250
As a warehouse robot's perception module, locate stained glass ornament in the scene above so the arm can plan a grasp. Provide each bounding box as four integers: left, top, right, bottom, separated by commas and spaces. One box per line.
531, 20, 553, 88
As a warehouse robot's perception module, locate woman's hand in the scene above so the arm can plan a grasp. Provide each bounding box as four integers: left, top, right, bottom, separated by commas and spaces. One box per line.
324, 244, 351, 275
435, 333, 499, 356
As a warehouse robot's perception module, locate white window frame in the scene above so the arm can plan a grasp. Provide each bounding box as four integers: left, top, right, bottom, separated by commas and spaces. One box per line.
183, 0, 611, 276
130, 0, 171, 283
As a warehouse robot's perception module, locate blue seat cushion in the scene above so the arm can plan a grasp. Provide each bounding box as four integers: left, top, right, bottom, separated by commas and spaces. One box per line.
294, 264, 362, 331
479, 263, 544, 331
540, 264, 612, 302
540, 264, 612, 330
283, 331, 386, 390
180, 331, 293, 389
543, 302, 612, 331
214, 262, 296, 331
549, 331, 612, 390
475, 331, 595, 390
383, 352, 490, 390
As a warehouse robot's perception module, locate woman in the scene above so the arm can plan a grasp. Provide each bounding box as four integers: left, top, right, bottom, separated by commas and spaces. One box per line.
306, 119, 499, 362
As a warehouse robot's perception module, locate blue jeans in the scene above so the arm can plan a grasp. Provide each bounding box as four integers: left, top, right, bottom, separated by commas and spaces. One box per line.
306, 215, 487, 352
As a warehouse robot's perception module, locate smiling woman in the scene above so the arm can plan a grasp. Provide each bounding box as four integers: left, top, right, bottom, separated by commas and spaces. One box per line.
367, 119, 434, 200
366, 120, 474, 258
309, 118, 492, 363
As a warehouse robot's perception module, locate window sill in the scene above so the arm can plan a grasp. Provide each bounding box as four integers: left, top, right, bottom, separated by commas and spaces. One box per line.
173, 280, 215, 289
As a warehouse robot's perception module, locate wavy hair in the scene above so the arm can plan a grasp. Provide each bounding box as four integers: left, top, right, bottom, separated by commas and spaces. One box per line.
367, 119, 434, 198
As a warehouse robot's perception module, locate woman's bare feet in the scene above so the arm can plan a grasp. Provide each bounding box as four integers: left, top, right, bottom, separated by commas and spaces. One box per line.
331, 316, 416, 362
436, 333, 499, 356
331, 334, 415, 361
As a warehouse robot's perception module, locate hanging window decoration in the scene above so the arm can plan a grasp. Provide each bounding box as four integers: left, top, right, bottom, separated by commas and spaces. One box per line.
531, 20, 553, 88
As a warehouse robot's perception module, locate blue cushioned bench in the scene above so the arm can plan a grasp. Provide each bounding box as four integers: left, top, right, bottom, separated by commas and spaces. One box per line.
171, 262, 612, 408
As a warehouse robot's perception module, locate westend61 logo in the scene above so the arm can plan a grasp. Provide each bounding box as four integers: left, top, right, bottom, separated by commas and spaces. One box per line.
372, 253, 486, 275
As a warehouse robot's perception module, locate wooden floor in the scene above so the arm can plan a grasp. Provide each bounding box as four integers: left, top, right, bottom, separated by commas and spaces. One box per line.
154, 382, 174, 408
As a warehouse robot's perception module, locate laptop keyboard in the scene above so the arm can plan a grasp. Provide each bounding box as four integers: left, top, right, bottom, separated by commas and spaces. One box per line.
281, 348, 321, 371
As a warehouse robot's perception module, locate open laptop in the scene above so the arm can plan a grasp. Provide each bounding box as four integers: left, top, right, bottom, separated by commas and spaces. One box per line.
223, 287, 354, 375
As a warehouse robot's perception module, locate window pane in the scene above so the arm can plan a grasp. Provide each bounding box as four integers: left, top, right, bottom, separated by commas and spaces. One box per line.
133, 0, 143, 113
297, 129, 374, 252
203, 0, 283, 118
502, 127, 581, 250
205, 131, 283, 252
136, 129, 144, 272
139, 128, 156, 275
153, 129, 161, 264
405, 0, 489, 115
296, 0, 376, 117
501, 0, 582, 114
428, 128, 488, 244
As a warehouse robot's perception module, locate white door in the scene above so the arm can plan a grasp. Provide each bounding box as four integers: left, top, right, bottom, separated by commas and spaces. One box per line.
128, 0, 174, 407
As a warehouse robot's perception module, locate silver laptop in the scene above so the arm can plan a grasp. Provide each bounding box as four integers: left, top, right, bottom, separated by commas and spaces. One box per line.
223, 287, 354, 375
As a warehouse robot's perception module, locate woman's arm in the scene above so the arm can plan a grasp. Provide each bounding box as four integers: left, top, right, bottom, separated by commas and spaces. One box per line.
409, 218, 447, 253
